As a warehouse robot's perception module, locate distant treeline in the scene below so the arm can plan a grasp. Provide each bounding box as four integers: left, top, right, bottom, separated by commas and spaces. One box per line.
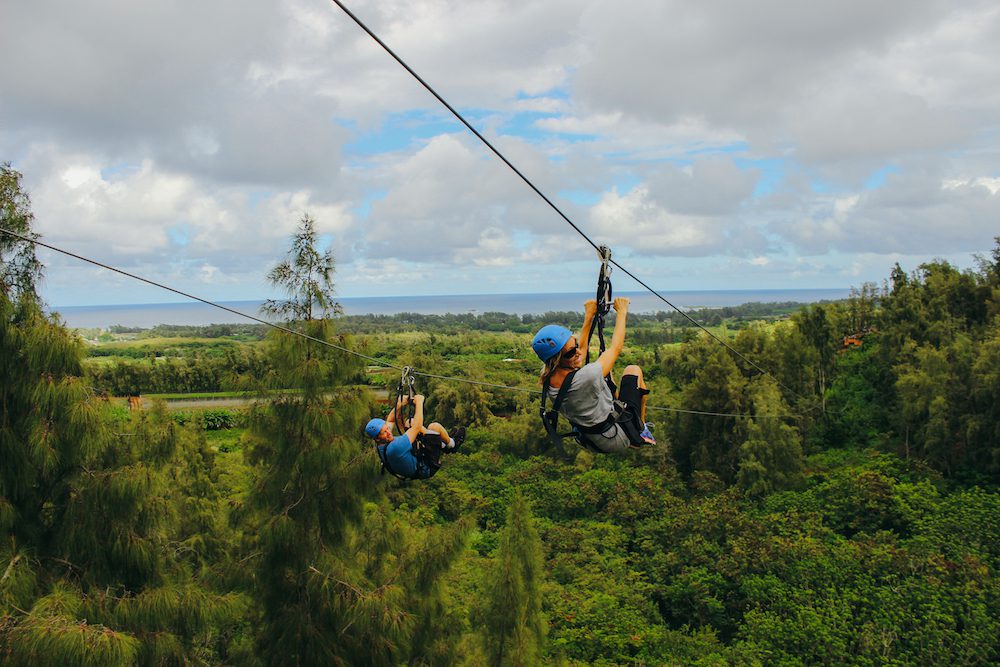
83, 301, 835, 394
101, 300, 828, 339
85, 349, 272, 395
110, 322, 271, 339
336, 300, 821, 333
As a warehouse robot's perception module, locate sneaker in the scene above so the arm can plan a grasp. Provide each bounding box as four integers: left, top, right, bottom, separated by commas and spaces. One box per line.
639, 423, 656, 445
448, 427, 466, 452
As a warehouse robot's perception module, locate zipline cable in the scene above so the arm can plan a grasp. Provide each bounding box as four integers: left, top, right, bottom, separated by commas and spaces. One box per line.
1, 226, 548, 392
0, 227, 390, 368
608, 258, 780, 380
0, 227, 788, 420
328, 0, 817, 408
327, 0, 599, 255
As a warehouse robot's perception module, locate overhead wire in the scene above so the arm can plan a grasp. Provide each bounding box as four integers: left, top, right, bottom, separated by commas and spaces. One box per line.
327, 0, 600, 256
327, 0, 819, 410
2, 226, 549, 391
0, 227, 390, 368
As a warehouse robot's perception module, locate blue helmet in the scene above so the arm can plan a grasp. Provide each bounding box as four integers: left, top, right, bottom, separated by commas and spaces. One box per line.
532, 324, 573, 362
365, 418, 386, 439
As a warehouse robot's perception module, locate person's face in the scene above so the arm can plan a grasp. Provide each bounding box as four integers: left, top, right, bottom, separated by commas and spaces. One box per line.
376, 424, 394, 444
559, 336, 582, 368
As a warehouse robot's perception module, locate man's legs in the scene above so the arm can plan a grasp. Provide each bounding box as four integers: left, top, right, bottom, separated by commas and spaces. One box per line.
425, 422, 450, 444
426, 421, 466, 451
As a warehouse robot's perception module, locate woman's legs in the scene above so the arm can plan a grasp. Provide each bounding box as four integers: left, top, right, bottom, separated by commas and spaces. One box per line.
619, 365, 648, 422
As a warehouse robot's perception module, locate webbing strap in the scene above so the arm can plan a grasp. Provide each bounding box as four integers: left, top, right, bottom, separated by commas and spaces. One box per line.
586, 245, 617, 394
550, 370, 578, 414
540, 370, 579, 449
375, 443, 410, 481
392, 366, 416, 433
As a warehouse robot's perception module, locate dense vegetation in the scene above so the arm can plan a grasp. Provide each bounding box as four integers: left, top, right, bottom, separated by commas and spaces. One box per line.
1, 170, 997, 664
79, 303, 808, 397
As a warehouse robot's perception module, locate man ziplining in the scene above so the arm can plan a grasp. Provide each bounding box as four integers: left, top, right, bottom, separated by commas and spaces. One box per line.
365, 392, 466, 481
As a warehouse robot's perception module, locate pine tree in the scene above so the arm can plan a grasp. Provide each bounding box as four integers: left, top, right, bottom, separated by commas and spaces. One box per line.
794, 304, 836, 410
0, 180, 244, 664
246, 220, 468, 664
244, 314, 391, 664
481, 494, 546, 667
737, 377, 805, 497
0, 294, 246, 664
0, 164, 42, 303
261, 214, 342, 324
672, 336, 747, 481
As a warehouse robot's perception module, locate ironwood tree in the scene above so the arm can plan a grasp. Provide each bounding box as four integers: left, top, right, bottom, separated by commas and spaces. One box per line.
244, 219, 466, 664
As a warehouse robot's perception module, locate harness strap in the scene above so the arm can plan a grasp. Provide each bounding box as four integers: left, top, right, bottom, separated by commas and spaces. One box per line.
541, 371, 608, 453
540, 370, 580, 449
375, 442, 410, 481
550, 370, 578, 413
586, 246, 617, 395
574, 412, 618, 434
544, 370, 646, 450
392, 366, 416, 433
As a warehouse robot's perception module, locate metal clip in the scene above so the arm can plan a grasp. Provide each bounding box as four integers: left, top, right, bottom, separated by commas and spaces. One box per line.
597, 244, 612, 261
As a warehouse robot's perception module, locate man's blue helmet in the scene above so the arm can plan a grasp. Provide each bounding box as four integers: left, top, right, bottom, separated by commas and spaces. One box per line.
532, 324, 573, 362
365, 418, 386, 439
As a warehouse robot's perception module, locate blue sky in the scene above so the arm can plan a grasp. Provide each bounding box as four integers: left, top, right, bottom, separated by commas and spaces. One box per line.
1, 0, 998, 307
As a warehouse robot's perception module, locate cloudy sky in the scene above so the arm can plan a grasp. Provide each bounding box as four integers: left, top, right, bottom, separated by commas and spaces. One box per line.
2, 0, 998, 307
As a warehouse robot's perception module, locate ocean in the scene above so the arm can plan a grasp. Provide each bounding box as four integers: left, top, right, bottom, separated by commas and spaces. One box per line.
50, 289, 851, 329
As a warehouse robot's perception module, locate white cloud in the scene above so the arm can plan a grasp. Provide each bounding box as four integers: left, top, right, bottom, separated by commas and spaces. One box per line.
590, 186, 723, 256
2, 0, 999, 304
772, 168, 1000, 256
362, 134, 556, 262
20, 145, 357, 283
944, 176, 1000, 195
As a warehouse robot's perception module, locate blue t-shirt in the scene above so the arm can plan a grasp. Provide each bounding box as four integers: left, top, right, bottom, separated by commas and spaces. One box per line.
380, 433, 418, 478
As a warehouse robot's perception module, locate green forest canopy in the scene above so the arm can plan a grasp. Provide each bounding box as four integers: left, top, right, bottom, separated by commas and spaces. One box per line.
1, 169, 998, 664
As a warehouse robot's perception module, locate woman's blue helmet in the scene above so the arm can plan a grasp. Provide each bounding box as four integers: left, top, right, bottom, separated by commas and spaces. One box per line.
365, 418, 386, 439
532, 324, 573, 362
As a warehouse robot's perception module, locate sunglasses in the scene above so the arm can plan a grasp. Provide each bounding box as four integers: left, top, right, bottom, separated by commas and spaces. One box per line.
561, 344, 579, 359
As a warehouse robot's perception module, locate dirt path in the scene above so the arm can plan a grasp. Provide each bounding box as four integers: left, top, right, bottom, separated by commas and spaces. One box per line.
144, 397, 254, 410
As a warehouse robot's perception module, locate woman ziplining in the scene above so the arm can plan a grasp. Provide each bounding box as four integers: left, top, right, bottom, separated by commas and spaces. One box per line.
533, 247, 656, 453
364, 367, 466, 481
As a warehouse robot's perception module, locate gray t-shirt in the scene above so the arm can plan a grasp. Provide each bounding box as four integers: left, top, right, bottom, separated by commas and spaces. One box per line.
547, 361, 630, 452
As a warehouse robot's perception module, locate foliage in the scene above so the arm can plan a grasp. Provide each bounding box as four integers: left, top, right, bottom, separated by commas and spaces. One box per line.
0, 164, 42, 302
261, 214, 343, 322
480, 494, 546, 666
0, 291, 246, 664
6, 173, 1000, 667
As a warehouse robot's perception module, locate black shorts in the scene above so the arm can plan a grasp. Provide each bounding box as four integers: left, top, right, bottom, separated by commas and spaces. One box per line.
616, 373, 649, 415
414, 431, 444, 478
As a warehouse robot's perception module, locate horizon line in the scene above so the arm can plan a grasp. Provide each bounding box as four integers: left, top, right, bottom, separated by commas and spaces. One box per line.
50, 287, 854, 311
